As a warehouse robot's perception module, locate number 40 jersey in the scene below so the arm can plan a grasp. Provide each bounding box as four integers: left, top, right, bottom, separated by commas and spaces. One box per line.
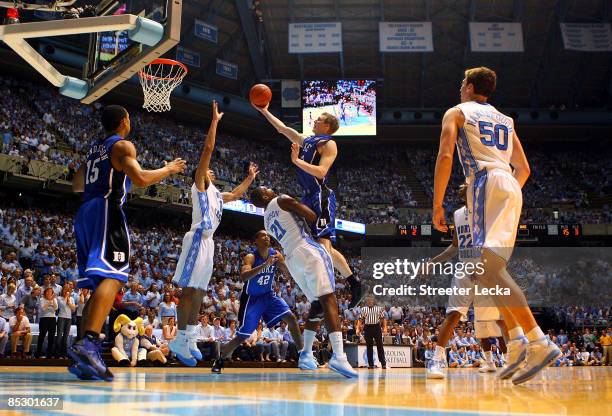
455, 101, 514, 178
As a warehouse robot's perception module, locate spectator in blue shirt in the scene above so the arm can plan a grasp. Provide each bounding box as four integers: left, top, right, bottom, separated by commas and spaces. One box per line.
63, 261, 79, 283
0, 315, 8, 357
122, 282, 144, 320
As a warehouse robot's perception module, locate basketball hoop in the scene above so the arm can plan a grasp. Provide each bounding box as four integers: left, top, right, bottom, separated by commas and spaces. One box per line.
138, 58, 188, 112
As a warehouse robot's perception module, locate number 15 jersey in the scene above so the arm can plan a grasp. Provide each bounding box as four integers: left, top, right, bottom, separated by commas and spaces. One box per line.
455, 101, 514, 178
83, 134, 132, 205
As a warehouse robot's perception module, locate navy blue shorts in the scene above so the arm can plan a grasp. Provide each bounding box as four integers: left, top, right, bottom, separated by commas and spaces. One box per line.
237, 291, 292, 339
301, 188, 336, 242
74, 198, 130, 290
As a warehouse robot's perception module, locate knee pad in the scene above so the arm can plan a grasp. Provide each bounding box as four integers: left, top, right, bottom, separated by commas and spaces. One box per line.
308, 300, 324, 322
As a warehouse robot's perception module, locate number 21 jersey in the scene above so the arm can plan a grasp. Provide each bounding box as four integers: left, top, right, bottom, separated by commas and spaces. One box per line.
263, 197, 310, 253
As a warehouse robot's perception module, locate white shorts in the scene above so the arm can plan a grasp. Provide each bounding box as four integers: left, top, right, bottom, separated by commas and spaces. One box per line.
467, 169, 522, 261
172, 231, 214, 290
446, 273, 501, 322
285, 241, 335, 302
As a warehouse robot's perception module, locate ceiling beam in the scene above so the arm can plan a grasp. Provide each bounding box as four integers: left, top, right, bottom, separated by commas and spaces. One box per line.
235, 0, 268, 80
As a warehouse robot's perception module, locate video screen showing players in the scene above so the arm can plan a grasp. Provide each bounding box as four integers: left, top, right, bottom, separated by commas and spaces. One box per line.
302, 80, 376, 136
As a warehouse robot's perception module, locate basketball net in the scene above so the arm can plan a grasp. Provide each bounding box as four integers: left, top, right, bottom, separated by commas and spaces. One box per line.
138, 58, 188, 112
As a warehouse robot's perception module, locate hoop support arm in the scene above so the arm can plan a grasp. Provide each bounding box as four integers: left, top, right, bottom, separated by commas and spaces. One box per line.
0, 15, 164, 99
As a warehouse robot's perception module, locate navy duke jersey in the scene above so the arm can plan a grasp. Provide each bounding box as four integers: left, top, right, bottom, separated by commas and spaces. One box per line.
83, 134, 132, 204
244, 248, 277, 297
75, 134, 132, 290
237, 247, 291, 338
297, 135, 337, 241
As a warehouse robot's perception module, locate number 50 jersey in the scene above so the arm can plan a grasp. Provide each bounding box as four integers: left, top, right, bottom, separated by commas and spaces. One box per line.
454, 101, 514, 178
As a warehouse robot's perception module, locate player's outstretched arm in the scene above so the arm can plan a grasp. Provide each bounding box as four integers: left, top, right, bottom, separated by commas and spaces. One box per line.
277, 194, 317, 225
195, 100, 224, 192
222, 162, 259, 203
253, 103, 305, 145
510, 131, 531, 188
433, 108, 462, 232
239, 252, 278, 281
275, 252, 292, 278
290, 140, 337, 179
112, 140, 186, 188
72, 164, 85, 192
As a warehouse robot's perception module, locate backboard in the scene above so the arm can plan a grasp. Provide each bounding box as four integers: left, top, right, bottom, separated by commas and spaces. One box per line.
82, 0, 182, 104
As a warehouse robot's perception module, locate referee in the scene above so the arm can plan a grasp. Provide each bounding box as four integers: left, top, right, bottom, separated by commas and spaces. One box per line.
360, 296, 387, 369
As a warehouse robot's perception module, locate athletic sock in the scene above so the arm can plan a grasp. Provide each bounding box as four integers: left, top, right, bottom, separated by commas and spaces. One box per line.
525, 327, 546, 343
329, 332, 344, 356
433, 345, 446, 362
484, 350, 493, 364
302, 329, 316, 353
508, 327, 525, 341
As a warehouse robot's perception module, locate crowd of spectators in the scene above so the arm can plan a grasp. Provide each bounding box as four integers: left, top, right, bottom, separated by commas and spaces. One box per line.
0, 202, 610, 367
2, 74, 611, 224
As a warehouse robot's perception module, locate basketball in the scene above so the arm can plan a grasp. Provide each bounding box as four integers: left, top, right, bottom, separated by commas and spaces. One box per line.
249, 84, 272, 108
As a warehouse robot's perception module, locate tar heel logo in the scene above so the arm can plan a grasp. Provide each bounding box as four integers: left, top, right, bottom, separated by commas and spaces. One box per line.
113, 251, 126, 263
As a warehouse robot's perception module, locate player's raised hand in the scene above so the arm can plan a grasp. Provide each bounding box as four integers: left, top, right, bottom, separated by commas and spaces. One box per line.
165, 158, 187, 174
290, 143, 300, 163
247, 162, 260, 180
212, 100, 224, 122
251, 102, 269, 113
433, 205, 448, 232
265, 253, 280, 266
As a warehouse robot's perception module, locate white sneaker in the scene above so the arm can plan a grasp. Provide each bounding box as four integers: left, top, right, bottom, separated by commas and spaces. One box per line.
512, 339, 561, 385
499, 337, 527, 380
479, 361, 497, 373
169, 334, 197, 367
187, 333, 202, 361
426, 360, 445, 379
328, 353, 358, 378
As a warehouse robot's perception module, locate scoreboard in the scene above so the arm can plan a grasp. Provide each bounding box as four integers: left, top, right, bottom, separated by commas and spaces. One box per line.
396, 224, 582, 239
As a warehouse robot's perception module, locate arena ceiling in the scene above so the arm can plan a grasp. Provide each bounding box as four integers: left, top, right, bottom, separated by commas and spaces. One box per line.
176, 0, 612, 110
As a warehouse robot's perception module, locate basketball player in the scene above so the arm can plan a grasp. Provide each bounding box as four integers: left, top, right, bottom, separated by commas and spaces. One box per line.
426, 183, 514, 379
250, 186, 357, 378
211, 230, 303, 373
432, 67, 561, 384
252, 104, 362, 311
70, 105, 187, 381
168, 101, 259, 366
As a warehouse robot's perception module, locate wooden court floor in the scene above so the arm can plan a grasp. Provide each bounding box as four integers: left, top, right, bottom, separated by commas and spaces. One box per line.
0, 366, 609, 415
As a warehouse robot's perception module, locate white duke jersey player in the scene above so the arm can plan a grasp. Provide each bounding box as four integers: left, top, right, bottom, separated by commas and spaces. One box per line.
454, 101, 522, 261
173, 182, 223, 290
447, 206, 501, 338
263, 196, 335, 302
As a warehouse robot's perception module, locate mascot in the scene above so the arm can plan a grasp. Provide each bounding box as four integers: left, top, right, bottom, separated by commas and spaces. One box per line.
111, 314, 144, 367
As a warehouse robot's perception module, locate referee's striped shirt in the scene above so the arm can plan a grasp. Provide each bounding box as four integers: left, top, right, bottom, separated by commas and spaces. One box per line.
361, 305, 385, 325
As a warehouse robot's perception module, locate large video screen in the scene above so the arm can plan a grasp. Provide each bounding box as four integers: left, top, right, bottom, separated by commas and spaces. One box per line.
302, 80, 376, 136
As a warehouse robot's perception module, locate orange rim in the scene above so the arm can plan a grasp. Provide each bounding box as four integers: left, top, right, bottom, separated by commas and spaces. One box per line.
138, 58, 188, 81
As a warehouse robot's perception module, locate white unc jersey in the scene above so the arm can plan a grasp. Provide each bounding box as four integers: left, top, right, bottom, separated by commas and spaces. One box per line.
455, 101, 514, 178
264, 197, 310, 252
189, 182, 223, 239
